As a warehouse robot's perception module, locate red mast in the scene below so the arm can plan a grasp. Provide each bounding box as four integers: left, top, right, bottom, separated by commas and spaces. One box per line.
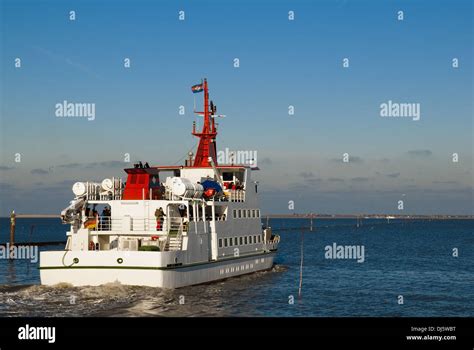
192, 79, 218, 167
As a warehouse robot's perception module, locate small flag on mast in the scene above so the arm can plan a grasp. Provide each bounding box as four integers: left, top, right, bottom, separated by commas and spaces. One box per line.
191, 83, 204, 93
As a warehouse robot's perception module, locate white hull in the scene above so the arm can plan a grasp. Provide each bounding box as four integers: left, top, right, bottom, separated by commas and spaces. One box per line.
40, 250, 276, 288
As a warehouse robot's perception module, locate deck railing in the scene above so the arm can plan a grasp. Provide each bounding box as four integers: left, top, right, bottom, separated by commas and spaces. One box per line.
89, 216, 187, 233
218, 190, 245, 202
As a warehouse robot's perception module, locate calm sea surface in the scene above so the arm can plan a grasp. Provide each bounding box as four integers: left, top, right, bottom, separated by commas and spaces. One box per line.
0, 218, 472, 317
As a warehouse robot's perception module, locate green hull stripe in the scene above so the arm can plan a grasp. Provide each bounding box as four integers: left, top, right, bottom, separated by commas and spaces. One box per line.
39, 250, 276, 271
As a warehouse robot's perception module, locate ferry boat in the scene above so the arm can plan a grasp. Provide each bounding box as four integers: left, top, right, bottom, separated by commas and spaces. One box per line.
40, 79, 280, 288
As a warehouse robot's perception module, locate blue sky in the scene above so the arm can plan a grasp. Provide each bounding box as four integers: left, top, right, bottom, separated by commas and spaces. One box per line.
0, 0, 472, 215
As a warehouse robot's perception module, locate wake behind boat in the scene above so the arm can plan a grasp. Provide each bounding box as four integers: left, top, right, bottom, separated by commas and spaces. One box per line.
40, 79, 280, 288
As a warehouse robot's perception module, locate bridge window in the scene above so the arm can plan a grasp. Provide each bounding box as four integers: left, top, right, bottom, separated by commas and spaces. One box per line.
222, 172, 233, 181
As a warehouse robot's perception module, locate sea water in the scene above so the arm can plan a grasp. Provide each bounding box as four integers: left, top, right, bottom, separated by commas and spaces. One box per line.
0, 218, 472, 317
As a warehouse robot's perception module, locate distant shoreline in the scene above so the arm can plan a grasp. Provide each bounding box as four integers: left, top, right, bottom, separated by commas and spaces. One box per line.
1, 214, 472, 219
264, 214, 473, 220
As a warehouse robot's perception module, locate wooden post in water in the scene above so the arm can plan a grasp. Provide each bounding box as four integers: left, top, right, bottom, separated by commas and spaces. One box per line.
10, 210, 16, 250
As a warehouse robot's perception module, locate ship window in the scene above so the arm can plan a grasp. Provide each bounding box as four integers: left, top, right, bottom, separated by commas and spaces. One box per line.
138, 175, 146, 184
256, 210, 260, 218
233, 209, 237, 218
219, 239, 223, 248
252, 209, 256, 218
239, 237, 243, 245
222, 172, 233, 181
130, 174, 137, 184
244, 237, 248, 245
258, 236, 261, 243
233, 237, 238, 245
248, 210, 251, 218
224, 238, 228, 247
242, 210, 246, 218
238, 210, 242, 218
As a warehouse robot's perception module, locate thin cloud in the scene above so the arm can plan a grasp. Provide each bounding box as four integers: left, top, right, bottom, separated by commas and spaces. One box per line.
58, 163, 81, 169
329, 156, 363, 164
58, 161, 127, 169
299, 171, 315, 179
407, 150, 432, 157
327, 177, 344, 182
0, 166, 13, 171
351, 177, 370, 182
56, 180, 77, 186
386, 173, 400, 178
305, 178, 322, 185
31, 168, 49, 175
85, 161, 126, 169
33, 46, 103, 80
259, 157, 272, 165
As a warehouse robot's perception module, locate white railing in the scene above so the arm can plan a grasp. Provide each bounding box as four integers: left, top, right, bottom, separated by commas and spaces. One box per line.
218, 190, 245, 202
264, 235, 280, 252
90, 216, 189, 233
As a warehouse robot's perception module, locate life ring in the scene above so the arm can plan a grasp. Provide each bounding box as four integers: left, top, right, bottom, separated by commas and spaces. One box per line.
203, 188, 216, 198
89, 241, 95, 250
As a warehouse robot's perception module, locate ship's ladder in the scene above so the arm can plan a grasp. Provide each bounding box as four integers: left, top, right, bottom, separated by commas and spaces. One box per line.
165, 218, 184, 251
